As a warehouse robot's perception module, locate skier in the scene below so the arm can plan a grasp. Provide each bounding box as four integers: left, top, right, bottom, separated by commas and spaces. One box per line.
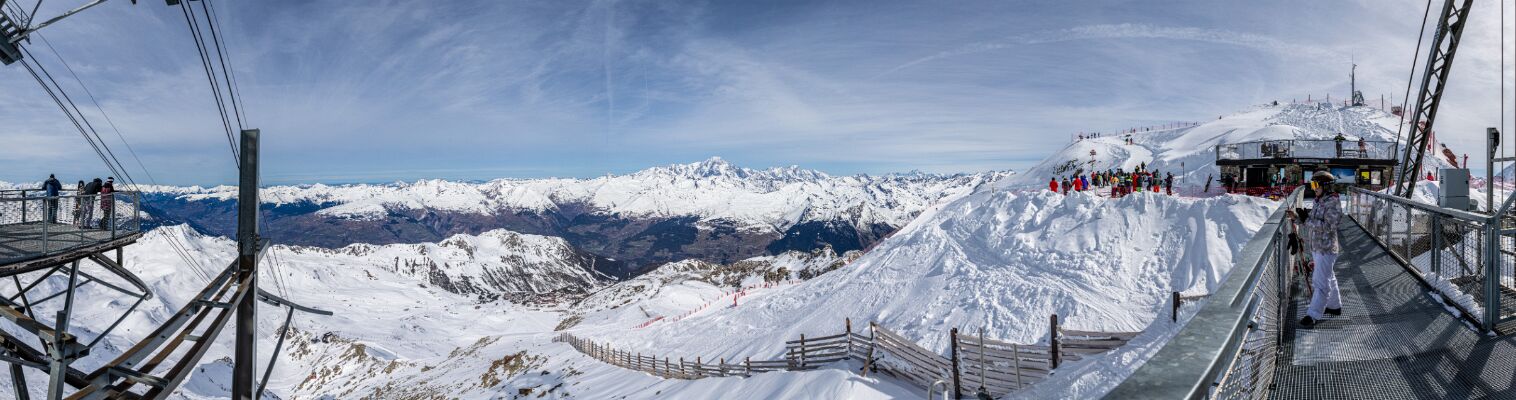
1292, 171, 1343, 327
1049, 178, 1059, 193
1165, 173, 1174, 195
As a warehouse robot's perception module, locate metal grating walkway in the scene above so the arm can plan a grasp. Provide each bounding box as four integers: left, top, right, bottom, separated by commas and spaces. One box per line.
1272, 221, 1516, 399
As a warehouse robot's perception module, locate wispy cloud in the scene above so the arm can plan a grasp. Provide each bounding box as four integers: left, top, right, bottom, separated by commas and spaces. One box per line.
880, 23, 1342, 78
0, 0, 1506, 184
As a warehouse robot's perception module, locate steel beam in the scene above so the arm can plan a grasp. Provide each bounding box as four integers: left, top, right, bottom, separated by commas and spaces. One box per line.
1395, 0, 1475, 198
232, 128, 260, 400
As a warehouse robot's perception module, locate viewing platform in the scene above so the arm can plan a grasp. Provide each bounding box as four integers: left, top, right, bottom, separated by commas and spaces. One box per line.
1215, 139, 1398, 166
1110, 187, 1516, 399
0, 189, 143, 276
1215, 139, 1399, 196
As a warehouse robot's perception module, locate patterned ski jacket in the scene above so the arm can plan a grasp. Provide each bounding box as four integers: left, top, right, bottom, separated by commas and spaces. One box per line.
1305, 190, 1342, 255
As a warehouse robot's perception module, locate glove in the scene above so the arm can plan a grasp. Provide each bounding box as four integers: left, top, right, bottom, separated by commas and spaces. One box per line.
1295, 208, 1311, 223
1287, 232, 1301, 255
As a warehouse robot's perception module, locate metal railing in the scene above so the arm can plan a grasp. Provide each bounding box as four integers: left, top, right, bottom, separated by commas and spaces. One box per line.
1115, 185, 1516, 399
0, 190, 143, 265
1216, 139, 1397, 161
1344, 187, 1515, 330
1107, 187, 1304, 399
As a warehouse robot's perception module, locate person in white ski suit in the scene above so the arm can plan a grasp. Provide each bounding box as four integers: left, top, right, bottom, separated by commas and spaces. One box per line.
1297, 171, 1343, 327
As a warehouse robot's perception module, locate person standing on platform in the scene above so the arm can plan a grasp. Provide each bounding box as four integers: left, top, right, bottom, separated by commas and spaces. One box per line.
73, 180, 84, 225
80, 178, 102, 228
42, 174, 62, 223
99, 177, 115, 230
1293, 171, 1343, 327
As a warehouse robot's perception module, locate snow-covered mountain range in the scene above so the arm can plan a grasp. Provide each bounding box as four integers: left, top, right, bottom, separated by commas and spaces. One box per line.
127, 157, 1007, 276
3, 102, 1475, 399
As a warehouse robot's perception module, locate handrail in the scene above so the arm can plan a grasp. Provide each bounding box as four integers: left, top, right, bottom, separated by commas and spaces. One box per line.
1349, 186, 1491, 222
1106, 187, 1304, 399
1215, 138, 1398, 161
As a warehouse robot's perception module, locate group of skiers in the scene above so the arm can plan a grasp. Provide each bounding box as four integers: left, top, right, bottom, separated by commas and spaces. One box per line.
1049, 163, 1176, 197
36, 174, 117, 229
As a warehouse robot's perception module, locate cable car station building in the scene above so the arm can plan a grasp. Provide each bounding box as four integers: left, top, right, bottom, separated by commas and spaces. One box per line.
1215, 138, 1399, 196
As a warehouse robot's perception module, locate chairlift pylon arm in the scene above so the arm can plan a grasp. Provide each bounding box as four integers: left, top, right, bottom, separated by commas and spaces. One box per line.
15, 0, 110, 39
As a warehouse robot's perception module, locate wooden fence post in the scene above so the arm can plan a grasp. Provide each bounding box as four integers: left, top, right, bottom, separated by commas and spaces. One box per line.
719, 358, 726, 377
1050, 314, 1060, 370
799, 334, 807, 369
1172, 291, 1181, 322
950, 328, 962, 400
696, 357, 703, 378
845, 318, 853, 358
745, 356, 752, 375
679, 357, 686, 379
862, 322, 877, 377
976, 328, 987, 394
665, 357, 671, 378
636, 352, 641, 371
1011, 343, 1023, 389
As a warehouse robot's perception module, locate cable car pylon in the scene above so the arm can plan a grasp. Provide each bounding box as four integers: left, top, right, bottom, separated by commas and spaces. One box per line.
0, 2, 331, 399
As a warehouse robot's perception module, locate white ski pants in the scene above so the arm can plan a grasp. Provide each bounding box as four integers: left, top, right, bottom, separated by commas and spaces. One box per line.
1307, 252, 1342, 319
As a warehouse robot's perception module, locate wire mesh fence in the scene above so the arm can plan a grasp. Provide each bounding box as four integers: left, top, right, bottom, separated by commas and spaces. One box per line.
0, 190, 142, 265
1345, 187, 1501, 327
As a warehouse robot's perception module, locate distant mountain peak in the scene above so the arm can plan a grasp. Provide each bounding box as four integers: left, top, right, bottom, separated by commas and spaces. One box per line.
633, 157, 837, 183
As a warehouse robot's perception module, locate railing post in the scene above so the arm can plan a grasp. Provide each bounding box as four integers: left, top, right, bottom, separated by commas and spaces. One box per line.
745, 356, 751, 376
1172, 291, 1181, 322
41, 208, 50, 255
1049, 314, 1060, 370
950, 328, 962, 400
1485, 223, 1501, 332
1404, 205, 1412, 259
1431, 215, 1443, 277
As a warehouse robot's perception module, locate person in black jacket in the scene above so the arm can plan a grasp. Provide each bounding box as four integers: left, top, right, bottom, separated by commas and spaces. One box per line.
42, 174, 62, 223
80, 178, 102, 228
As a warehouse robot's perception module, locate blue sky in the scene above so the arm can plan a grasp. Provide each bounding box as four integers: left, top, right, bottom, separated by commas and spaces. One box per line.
0, 0, 1511, 185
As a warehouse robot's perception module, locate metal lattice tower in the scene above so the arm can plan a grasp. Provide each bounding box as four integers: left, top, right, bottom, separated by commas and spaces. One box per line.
1394, 0, 1474, 198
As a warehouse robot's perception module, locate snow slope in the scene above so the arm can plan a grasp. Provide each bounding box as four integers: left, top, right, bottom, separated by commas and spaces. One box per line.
560, 102, 1425, 398
1010, 103, 1456, 195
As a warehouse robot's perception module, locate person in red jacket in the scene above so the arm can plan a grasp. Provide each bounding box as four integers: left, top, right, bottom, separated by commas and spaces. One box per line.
1050, 178, 1059, 193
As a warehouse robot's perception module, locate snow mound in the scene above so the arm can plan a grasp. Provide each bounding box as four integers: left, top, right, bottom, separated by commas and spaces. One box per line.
1006, 103, 1457, 195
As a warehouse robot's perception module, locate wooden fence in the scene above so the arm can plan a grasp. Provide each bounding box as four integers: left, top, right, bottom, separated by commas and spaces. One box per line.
556, 315, 1139, 398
